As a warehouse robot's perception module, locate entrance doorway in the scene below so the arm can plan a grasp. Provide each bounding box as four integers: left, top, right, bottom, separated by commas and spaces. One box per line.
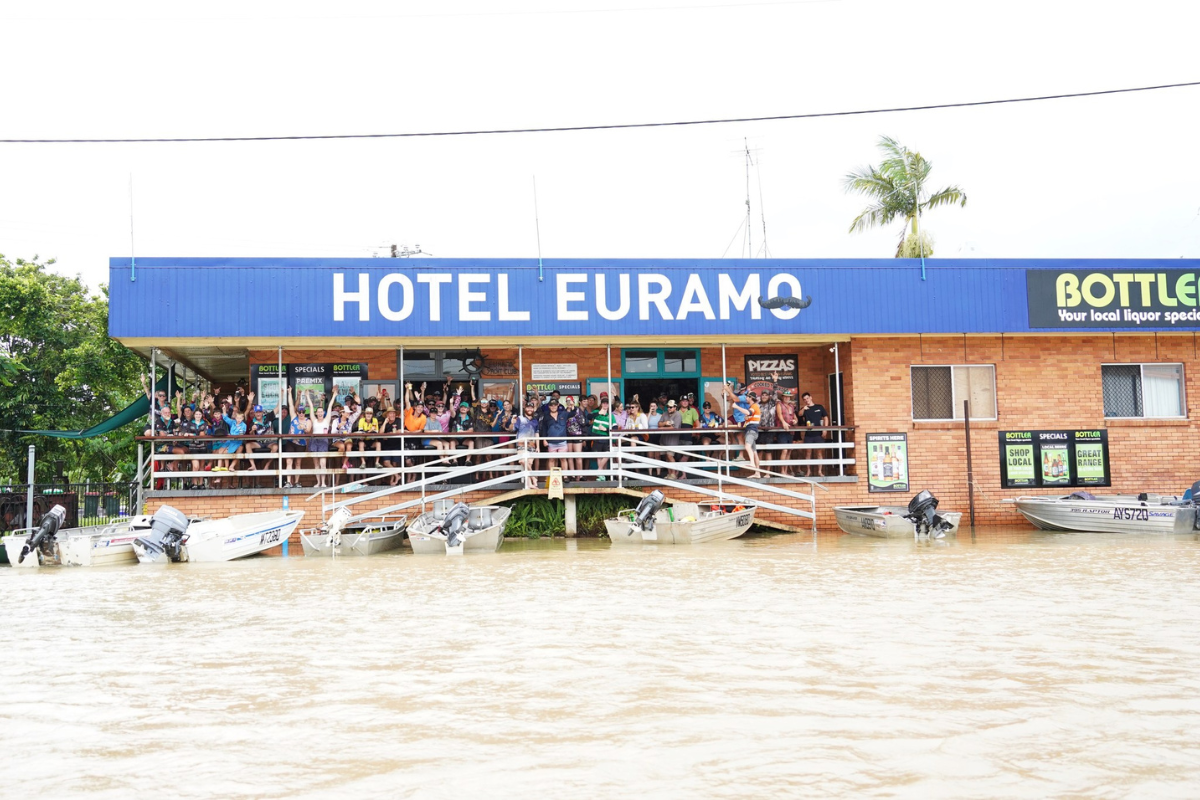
620, 348, 702, 409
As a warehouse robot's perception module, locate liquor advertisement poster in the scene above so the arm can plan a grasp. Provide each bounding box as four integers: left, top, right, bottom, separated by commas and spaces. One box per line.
331, 363, 368, 406
289, 363, 329, 410
251, 364, 286, 414
997, 429, 1109, 488
866, 433, 909, 493
1000, 431, 1037, 488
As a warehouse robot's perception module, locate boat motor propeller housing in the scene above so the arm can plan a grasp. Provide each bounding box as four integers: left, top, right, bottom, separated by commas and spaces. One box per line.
1172, 481, 1200, 532
18, 504, 66, 564
323, 507, 353, 551
440, 502, 471, 548
629, 490, 666, 537
132, 505, 191, 563
904, 490, 952, 538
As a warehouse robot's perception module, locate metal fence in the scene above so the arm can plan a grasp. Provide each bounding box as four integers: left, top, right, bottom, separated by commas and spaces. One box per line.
0, 482, 140, 533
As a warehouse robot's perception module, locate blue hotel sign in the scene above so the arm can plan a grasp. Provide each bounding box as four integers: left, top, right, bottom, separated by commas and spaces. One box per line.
108, 258, 1200, 339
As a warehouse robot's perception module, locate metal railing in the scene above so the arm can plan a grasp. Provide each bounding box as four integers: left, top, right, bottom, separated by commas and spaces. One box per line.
136, 426, 856, 492
0, 481, 140, 533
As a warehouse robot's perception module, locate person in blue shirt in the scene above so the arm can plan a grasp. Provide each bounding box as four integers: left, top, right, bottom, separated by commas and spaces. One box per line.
217, 408, 247, 473
698, 401, 725, 451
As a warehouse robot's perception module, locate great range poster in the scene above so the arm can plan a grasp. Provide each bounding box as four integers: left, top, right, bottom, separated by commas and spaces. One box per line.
998, 430, 1110, 488
866, 433, 909, 493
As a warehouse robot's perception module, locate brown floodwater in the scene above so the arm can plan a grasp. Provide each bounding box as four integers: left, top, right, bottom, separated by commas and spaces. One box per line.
2, 527, 1199, 798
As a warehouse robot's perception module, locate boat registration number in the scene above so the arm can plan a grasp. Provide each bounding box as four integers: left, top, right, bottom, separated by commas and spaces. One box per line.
736, 514, 751, 527
858, 517, 876, 531
1111, 507, 1150, 521
259, 528, 284, 545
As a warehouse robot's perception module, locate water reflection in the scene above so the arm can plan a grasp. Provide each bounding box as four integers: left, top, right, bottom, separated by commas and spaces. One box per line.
2, 527, 1198, 797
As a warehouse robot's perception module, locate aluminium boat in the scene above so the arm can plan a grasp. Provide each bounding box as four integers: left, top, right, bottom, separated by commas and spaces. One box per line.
605, 491, 758, 544
4, 506, 178, 568
132, 508, 305, 563
1009, 491, 1187, 534
835, 491, 960, 539
407, 500, 510, 555
299, 507, 408, 557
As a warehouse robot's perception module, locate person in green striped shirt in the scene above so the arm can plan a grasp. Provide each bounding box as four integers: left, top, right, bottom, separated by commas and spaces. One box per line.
590, 397, 613, 479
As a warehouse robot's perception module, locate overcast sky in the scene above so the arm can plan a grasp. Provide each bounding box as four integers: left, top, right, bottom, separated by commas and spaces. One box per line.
2, 0, 1198, 290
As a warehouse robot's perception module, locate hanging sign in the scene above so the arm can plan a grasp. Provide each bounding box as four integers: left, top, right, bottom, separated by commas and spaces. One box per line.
525, 382, 582, 397
531, 363, 578, 380
866, 433, 909, 493
997, 429, 1110, 488
743, 354, 798, 397
251, 364, 287, 413
331, 363, 369, 406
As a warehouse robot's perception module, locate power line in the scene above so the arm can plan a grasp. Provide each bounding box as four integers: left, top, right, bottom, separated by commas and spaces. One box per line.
2, 80, 1197, 144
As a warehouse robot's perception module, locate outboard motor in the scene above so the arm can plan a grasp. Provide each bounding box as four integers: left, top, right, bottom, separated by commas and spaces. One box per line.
1173, 481, 1200, 533
439, 502, 472, 549
323, 507, 353, 552
904, 490, 952, 538
628, 490, 666, 537
19, 505, 66, 564
132, 505, 191, 563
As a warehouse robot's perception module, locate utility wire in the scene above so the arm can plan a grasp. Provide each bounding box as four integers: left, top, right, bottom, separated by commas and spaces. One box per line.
2, 81, 1197, 144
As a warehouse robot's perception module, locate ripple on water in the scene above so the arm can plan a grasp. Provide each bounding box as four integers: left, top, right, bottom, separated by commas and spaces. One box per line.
1, 529, 1199, 798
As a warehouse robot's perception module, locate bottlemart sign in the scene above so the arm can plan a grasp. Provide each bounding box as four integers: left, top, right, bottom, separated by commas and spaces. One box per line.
866, 433, 909, 493
1028, 269, 1200, 328
998, 430, 1110, 488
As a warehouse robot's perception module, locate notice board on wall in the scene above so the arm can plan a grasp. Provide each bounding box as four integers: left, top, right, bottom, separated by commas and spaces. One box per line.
998, 430, 1110, 489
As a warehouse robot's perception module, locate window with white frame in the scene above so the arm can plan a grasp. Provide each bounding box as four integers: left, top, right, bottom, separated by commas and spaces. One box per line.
1102, 363, 1186, 418
911, 365, 997, 420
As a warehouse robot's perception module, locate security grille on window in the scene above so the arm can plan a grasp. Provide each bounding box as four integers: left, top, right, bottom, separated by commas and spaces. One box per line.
911, 365, 996, 420
1102, 363, 1185, 418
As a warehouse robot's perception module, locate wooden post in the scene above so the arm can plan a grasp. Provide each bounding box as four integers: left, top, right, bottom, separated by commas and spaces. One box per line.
964, 399, 976, 529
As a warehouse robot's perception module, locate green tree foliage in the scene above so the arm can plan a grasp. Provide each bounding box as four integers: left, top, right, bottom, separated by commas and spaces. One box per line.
844, 136, 967, 257
0, 255, 143, 482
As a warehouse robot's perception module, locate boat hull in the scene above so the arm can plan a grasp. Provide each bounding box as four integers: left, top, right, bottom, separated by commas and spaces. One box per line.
4, 519, 152, 567
300, 521, 407, 557
834, 506, 962, 538
606, 503, 757, 544
3, 534, 37, 568
1012, 496, 1181, 534
407, 506, 510, 555
134, 510, 305, 563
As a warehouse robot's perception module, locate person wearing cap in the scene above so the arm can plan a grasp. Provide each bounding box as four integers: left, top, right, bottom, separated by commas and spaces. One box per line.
724, 383, 760, 473
539, 396, 569, 475
698, 400, 724, 454
678, 395, 699, 468
282, 386, 308, 487
658, 398, 683, 478
352, 404, 382, 471
515, 398, 542, 489
563, 395, 587, 475
758, 387, 779, 471
241, 393, 279, 484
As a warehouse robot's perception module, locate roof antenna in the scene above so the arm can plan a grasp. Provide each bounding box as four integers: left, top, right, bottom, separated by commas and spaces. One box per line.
743, 139, 753, 258
533, 176, 544, 282
129, 173, 136, 282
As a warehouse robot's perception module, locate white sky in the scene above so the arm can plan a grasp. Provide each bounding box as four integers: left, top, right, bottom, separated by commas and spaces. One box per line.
1, 0, 1198, 290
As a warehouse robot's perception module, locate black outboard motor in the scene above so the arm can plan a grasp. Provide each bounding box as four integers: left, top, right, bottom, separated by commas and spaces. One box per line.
629, 490, 666, 536
1172, 481, 1200, 533
19, 504, 66, 564
133, 505, 191, 563
440, 502, 471, 548
904, 490, 952, 537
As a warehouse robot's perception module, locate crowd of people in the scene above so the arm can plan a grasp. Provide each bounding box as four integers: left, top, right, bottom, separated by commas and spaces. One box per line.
141, 372, 833, 489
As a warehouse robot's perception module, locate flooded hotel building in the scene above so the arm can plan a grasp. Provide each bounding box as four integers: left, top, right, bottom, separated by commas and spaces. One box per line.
110, 257, 1200, 532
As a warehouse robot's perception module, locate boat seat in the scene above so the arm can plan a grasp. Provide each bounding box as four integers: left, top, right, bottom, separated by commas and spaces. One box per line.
468, 507, 493, 529
671, 502, 701, 520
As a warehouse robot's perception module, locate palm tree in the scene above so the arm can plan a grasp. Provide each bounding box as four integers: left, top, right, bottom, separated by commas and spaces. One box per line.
844, 136, 967, 257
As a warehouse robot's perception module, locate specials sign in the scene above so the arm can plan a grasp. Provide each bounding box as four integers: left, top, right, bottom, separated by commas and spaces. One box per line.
998, 429, 1110, 488
1028, 269, 1200, 328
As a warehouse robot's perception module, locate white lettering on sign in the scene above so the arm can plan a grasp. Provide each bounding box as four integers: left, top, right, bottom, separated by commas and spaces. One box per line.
748, 358, 796, 372
497, 274, 530, 321
378, 274, 414, 321
557, 274, 589, 321
333, 273, 370, 322
417, 274, 452, 322
459, 274, 491, 322
638, 274, 674, 321
531, 363, 578, 380
677, 274, 716, 320
596, 274, 631, 321
718, 273, 762, 320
